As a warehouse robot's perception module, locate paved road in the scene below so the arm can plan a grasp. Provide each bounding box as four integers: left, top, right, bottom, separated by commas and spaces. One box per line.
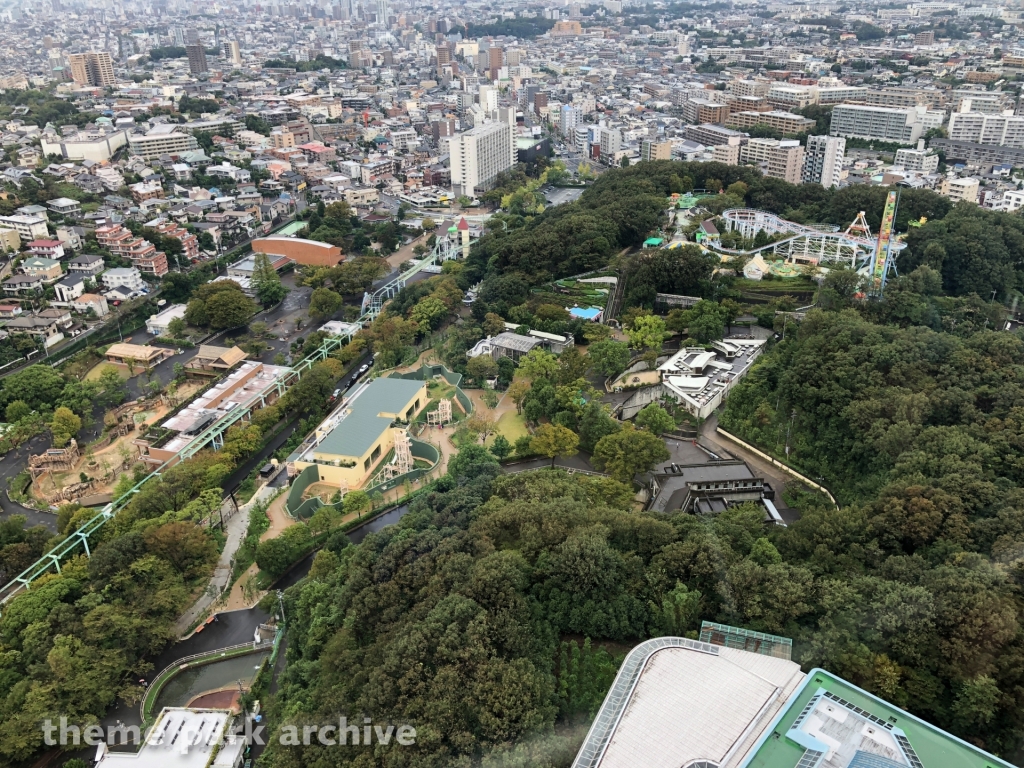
700, 414, 800, 524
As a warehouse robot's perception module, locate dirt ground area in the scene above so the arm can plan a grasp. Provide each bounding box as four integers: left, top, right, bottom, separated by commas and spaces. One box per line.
187, 689, 242, 712
29, 381, 205, 504
85, 362, 131, 382
304, 481, 339, 504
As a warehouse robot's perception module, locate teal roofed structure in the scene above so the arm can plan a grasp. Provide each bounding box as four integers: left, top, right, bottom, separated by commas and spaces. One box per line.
314, 377, 425, 459
572, 623, 1016, 768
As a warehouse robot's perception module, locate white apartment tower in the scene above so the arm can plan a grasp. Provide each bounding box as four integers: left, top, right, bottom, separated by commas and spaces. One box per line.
948, 108, 1024, 148
223, 41, 242, 67
449, 121, 515, 198
802, 135, 845, 188
560, 105, 581, 138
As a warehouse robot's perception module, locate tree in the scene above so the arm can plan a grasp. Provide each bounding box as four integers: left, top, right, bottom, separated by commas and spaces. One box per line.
5, 400, 30, 423
206, 289, 255, 329
490, 434, 513, 461
578, 401, 621, 453
592, 423, 670, 483
167, 316, 186, 339
507, 380, 531, 414
343, 490, 371, 518
531, 423, 580, 469
583, 323, 612, 343
466, 355, 499, 383
251, 252, 286, 308
518, 348, 559, 380
620, 156, 630, 168
2, 365, 64, 411
49, 407, 81, 448
626, 314, 667, 351
409, 296, 448, 332
96, 366, 128, 408
308, 287, 343, 319
483, 312, 506, 337
635, 403, 676, 436
588, 339, 631, 378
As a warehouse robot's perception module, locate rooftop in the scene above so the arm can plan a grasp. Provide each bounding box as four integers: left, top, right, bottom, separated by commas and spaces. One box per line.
310, 377, 424, 460
96, 708, 244, 768
744, 670, 1017, 768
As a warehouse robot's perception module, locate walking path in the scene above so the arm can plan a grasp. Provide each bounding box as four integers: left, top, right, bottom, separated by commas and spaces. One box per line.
173, 499, 249, 638
220, 490, 296, 612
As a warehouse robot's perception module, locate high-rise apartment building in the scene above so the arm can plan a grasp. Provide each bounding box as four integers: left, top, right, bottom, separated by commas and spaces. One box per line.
223, 41, 241, 67
766, 140, 805, 184
948, 109, 1024, 148
641, 140, 672, 161
186, 44, 208, 75
375, 0, 389, 24
829, 104, 943, 144
559, 105, 580, 137
599, 126, 622, 159
449, 121, 515, 198
802, 135, 845, 188
68, 52, 115, 87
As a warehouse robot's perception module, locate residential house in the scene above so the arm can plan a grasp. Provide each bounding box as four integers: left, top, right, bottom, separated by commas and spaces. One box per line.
100, 267, 145, 293
3, 274, 44, 295
53, 273, 86, 303
46, 197, 81, 217
26, 240, 65, 260
20, 256, 62, 280
72, 293, 108, 316
67, 253, 105, 276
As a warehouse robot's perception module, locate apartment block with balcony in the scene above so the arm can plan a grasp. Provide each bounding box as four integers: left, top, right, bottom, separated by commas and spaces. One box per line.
829, 104, 943, 144
726, 110, 815, 134
948, 109, 1024, 148
128, 126, 200, 161
95, 224, 169, 277
766, 141, 805, 184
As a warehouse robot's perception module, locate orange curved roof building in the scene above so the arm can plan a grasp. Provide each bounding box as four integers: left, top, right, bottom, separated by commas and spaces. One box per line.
251, 236, 343, 266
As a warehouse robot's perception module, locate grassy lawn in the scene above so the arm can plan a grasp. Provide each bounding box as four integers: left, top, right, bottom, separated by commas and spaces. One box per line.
486, 410, 529, 446
84, 362, 130, 382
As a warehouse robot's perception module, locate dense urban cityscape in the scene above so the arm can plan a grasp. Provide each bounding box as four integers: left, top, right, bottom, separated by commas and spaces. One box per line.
2, 1, 1024, 767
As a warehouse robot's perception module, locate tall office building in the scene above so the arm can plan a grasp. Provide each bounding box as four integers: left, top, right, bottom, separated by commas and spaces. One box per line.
801, 135, 845, 188
449, 121, 515, 198
172, 27, 185, 46
67, 51, 115, 87
223, 40, 241, 66
186, 44, 208, 75
375, 0, 389, 24
487, 47, 503, 80
641, 140, 673, 161
436, 42, 451, 78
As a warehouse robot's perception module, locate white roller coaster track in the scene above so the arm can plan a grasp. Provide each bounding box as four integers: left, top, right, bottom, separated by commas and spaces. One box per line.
710, 209, 905, 277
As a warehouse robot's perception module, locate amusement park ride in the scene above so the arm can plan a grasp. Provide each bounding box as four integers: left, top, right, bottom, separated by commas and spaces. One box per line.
712, 190, 906, 296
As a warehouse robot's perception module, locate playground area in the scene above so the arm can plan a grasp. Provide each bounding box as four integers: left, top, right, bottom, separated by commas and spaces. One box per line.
28, 380, 206, 507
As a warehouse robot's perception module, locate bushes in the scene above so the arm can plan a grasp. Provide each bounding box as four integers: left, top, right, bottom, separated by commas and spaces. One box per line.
255, 524, 312, 581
